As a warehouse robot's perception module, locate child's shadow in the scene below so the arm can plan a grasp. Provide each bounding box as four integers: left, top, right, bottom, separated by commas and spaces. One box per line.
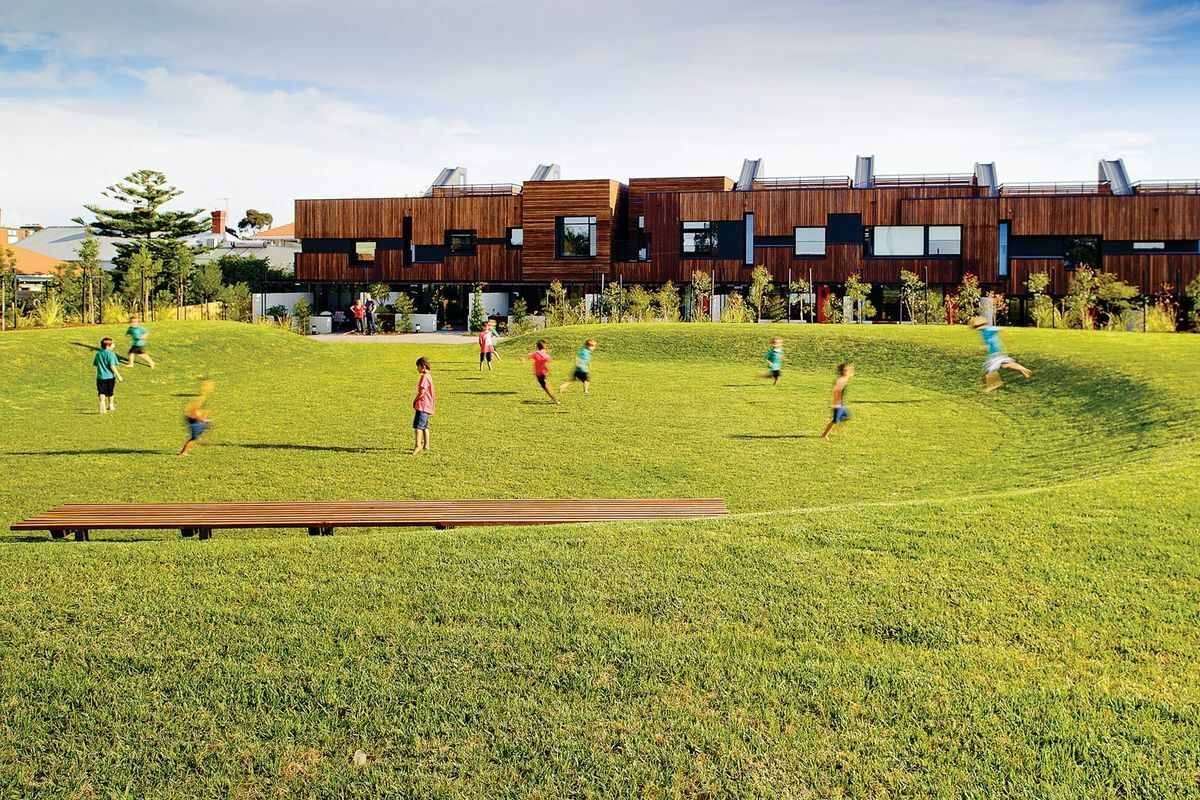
728, 433, 812, 440
71, 342, 102, 352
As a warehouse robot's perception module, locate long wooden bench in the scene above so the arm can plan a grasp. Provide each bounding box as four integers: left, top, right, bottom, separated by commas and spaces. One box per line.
11, 499, 730, 541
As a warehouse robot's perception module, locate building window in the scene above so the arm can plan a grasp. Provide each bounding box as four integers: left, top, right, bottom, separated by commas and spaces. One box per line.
998, 222, 1009, 278
637, 232, 650, 261
794, 227, 826, 256
638, 215, 645, 229
354, 241, 376, 262
447, 230, 477, 255
508, 227, 523, 248
1063, 237, 1099, 271
871, 226, 924, 256
744, 213, 755, 265
682, 221, 718, 256
557, 216, 596, 258
1132, 241, 1164, 250
928, 226, 962, 255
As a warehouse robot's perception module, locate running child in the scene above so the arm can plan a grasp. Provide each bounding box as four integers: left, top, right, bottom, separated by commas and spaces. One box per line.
763, 337, 784, 385
821, 363, 854, 439
412, 356, 435, 454
92, 337, 123, 414
559, 339, 597, 396
125, 316, 155, 368
180, 378, 214, 456
487, 319, 501, 362
478, 322, 495, 372
525, 339, 559, 403
971, 316, 1032, 393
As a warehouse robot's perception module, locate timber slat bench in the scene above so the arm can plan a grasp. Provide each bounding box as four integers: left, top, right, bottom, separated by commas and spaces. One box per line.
12, 499, 730, 541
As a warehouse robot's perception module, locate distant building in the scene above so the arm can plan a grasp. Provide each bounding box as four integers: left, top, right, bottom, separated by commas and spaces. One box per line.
3, 242, 64, 298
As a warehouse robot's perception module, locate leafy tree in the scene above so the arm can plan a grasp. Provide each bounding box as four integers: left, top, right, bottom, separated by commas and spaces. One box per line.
1026, 271, 1052, 328
192, 261, 224, 318
954, 272, 982, 324
74, 170, 208, 314
392, 295, 416, 333
719, 290, 753, 323
822, 291, 844, 324
368, 283, 391, 306
218, 282, 252, 322
789, 278, 811, 322
689, 270, 713, 322
469, 284, 486, 332
48, 261, 85, 322
655, 280, 681, 322
159, 240, 196, 319
0, 247, 16, 331
292, 298, 312, 334
238, 209, 273, 233
602, 282, 627, 323
543, 281, 579, 327
626, 285, 653, 322
215, 254, 279, 292
747, 266, 774, 323
1187, 274, 1200, 330
121, 245, 163, 318
844, 274, 876, 323
77, 233, 101, 324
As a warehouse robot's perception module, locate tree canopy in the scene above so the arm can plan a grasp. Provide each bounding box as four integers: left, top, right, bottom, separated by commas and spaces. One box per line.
238, 209, 273, 233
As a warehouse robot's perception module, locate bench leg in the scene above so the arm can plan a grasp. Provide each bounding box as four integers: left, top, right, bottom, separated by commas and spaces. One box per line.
309, 526, 334, 536
308, 526, 322, 536
197, 529, 212, 541
50, 530, 66, 540
181, 528, 195, 538
322, 527, 334, 536
434, 523, 455, 530
73, 529, 89, 542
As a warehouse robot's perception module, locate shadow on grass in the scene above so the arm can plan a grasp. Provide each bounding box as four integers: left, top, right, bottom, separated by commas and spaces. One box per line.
71, 341, 102, 352
520, 400, 562, 406
728, 433, 812, 440
6, 447, 164, 456
454, 390, 518, 396
216, 443, 387, 453
854, 399, 934, 404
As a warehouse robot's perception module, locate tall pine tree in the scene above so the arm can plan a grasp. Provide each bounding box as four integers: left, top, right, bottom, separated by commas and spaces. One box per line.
74, 170, 208, 318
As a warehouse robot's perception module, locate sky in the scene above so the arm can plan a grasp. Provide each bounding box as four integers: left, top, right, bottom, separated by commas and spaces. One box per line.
2, 0, 1199, 228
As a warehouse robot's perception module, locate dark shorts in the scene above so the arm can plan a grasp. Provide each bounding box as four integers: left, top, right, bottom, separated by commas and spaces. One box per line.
413, 410, 430, 430
129, 345, 145, 355
96, 377, 116, 397
186, 418, 209, 441
537, 375, 548, 388
573, 368, 589, 382
480, 352, 493, 362
832, 405, 850, 424
770, 369, 781, 378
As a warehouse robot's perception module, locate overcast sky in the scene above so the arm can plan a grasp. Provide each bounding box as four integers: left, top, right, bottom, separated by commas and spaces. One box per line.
2, 0, 1199, 227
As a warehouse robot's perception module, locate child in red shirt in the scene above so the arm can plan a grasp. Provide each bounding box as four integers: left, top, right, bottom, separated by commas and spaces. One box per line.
526, 339, 559, 404
412, 357, 435, 454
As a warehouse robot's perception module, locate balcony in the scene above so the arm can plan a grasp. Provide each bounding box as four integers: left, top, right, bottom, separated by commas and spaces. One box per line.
753, 176, 852, 190
1132, 180, 1200, 195
872, 173, 975, 187
428, 183, 522, 198
998, 182, 1111, 196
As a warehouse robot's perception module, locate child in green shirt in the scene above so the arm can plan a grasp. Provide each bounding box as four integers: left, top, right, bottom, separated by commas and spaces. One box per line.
125, 316, 155, 369
92, 337, 123, 414
763, 337, 784, 385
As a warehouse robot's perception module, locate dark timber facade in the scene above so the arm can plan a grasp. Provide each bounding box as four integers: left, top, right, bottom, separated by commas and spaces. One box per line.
294, 161, 1200, 321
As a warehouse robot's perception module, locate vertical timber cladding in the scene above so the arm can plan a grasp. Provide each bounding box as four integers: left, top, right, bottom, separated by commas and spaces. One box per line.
644, 185, 981, 286
293, 195, 522, 283
521, 180, 626, 283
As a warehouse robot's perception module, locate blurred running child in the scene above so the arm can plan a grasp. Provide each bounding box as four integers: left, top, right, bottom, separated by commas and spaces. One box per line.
487, 319, 501, 362
93, 337, 123, 414
478, 321, 495, 372
971, 316, 1032, 393
559, 339, 597, 396
763, 337, 784, 385
125, 316, 155, 368
821, 363, 854, 439
412, 356, 435, 454
180, 378, 214, 456
525, 339, 559, 403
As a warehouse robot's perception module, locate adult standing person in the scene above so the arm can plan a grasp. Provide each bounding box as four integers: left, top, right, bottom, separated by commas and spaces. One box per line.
350, 298, 366, 335
364, 295, 378, 336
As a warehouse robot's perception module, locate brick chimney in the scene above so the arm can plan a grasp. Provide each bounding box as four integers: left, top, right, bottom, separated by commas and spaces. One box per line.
211, 210, 227, 235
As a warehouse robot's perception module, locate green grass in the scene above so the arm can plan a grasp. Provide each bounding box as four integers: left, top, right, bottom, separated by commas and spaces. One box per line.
0, 321, 1197, 798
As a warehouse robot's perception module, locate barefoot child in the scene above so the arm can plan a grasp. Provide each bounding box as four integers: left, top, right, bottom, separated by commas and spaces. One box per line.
180, 378, 214, 456
971, 316, 1032, 393
525, 339, 559, 403
125, 316, 155, 369
764, 337, 784, 385
412, 357, 435, 454
821, 363, 854, 439
487, 320, 501, 362
559, 339, 597, 396
93, 337, 123, 414
478, 323, 495, 372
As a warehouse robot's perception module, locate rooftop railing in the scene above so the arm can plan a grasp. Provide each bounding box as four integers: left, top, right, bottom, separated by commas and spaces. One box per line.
753, 176, 852, 189
872, 173, 976, 187
998, 182, 1110, 196
1132, 180, 1200, 195
427, 183, 522, 197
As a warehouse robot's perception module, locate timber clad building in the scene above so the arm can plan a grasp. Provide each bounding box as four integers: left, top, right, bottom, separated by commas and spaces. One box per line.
294, 158, 1200, 321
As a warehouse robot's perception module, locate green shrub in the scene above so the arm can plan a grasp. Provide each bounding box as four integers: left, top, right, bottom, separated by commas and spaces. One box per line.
689, 270, 713, 322
626, 285, 653, 322
603, 282, 627, 323
469, 284, 486, 332
292, 298, 312, 335
31, 294, 64, 328
392, 295, 415, 333
720, 291, 753, 323
655, 281, 681, 322
844, 274, 875, 323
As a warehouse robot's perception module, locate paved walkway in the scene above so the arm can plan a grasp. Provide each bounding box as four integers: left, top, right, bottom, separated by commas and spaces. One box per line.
310, 331, 478, 345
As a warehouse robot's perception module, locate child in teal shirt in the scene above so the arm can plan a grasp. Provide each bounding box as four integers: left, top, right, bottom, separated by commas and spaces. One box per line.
763, 337, 784, 385
125, 316, 155, 369
93, 337, 123, 414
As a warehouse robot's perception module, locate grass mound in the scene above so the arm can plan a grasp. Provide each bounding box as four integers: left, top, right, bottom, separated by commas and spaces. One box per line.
0, 322, 1197, 797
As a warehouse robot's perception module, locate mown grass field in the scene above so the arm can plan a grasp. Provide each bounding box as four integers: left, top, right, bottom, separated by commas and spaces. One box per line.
0, 321, 1197, 798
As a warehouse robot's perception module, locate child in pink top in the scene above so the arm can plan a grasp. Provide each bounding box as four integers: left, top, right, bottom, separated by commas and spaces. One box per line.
525, 339, 559, 404
412, 357, 435, 454
478, 324, 495, 372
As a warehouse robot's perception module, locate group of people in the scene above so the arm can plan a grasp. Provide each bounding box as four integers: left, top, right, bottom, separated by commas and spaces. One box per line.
90, 308, 1034, 457
349, 296, 379, 335
90, 318, 212, 455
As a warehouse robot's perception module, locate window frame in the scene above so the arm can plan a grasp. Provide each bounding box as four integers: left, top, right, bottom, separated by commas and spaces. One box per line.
507, 227, 524, 249
556, 216, 597, 259
354, 241, 377, 263
445, 230, 477, 256
793, 226, 826, 257
927, 225, 962, 256
681, 220, 719, 258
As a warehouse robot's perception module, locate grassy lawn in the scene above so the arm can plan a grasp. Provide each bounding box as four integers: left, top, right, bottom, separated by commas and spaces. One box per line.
0, 321, 1197, 798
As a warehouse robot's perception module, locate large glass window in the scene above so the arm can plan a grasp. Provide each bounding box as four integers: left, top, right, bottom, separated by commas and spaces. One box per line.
744, 213, 755, 265
1063, 237, 1099, 271
872, 226, 924, 256
557, 216, 596, 258
928, 226, 962, 255
998, 222, 1009, 278
794, 227, 826, 256
682, 221, 718, 256
508, 227, 523, 247
447, 230, 476, 255
354, 241, 376, 262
